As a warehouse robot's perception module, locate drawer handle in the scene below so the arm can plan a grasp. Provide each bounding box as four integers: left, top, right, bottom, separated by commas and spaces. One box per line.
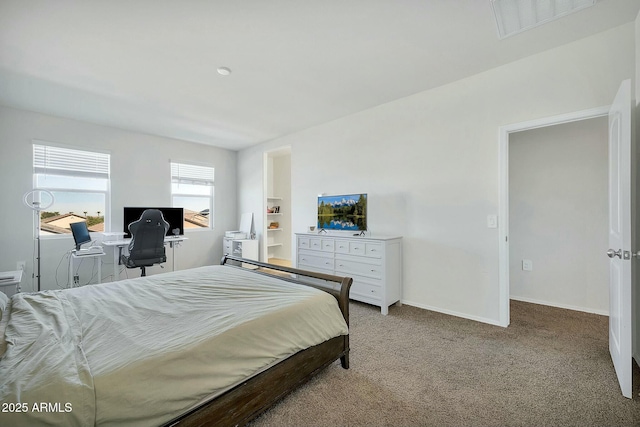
370, 249, 377, 252
354, 247, 359, 250
371, 269, 376, 272
339, 246, 345, 248
325, 262, 330, 265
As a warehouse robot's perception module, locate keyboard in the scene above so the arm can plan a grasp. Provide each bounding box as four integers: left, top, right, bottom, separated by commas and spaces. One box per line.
75, 247, 105, 256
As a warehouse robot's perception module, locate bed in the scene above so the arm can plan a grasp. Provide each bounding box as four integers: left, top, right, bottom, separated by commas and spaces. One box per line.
0, 255, 352, 427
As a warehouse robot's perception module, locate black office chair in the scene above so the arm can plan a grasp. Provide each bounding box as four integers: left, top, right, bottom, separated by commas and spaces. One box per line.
121, 209, 169, 276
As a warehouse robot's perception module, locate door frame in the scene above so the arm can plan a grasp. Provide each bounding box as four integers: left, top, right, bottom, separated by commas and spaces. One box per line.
497, 105, 610, 327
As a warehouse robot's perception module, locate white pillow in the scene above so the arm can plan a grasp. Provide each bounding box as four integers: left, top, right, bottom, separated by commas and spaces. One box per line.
0, 292, 8, 322
0, 294, 9, 358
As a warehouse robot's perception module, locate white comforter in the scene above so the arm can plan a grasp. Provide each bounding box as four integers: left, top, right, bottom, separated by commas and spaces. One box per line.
0, 265, 348, 426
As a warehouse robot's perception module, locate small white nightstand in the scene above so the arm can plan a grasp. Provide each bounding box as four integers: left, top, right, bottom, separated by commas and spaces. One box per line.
0, 270, 23, 295
223, 237, 258, 268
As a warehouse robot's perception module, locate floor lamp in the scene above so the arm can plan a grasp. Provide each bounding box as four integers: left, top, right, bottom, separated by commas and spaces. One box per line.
23, 189, 54, 292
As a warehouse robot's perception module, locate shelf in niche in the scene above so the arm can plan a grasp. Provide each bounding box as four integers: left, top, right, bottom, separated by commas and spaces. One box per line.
267, 196, 283, 200
267, 243, 283, 248
267, 228, 283, 231
267, 212, 282, 215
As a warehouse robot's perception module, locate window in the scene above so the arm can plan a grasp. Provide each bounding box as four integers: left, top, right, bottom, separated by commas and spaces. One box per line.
33, 143, 110, 236
171, 162, 214, 230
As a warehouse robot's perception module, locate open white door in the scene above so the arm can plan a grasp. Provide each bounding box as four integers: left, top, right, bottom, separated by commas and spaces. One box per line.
607, 79, 633, 399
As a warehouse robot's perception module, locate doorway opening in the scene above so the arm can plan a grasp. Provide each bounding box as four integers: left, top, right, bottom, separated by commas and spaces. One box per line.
509, 116, 609, 315
498, 106, 610, 327
263, 147, 292, 267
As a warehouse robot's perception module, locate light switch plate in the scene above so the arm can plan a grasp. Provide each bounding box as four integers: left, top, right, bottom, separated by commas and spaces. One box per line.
522, 259, 533, 271
487, 215, 498, 228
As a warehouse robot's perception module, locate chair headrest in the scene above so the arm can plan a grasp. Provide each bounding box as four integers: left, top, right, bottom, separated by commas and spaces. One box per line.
129, 209, 169, 232
140, 209, 164, 221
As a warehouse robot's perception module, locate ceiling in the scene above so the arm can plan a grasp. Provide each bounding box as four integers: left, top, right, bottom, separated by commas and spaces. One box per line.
1, 0, 638, 151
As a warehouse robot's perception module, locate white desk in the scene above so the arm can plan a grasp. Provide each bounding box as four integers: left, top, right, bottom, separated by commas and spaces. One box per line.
68, 250, 106, 287
102, 236, 188, 281
0, 270, 23, 294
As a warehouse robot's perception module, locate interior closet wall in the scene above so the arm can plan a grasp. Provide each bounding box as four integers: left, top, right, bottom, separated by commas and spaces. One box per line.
509, 116, 609, 314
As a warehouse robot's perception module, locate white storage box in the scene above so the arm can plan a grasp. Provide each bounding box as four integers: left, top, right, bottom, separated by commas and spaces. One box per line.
101, 232, 126, 242
225, 231, 247, 239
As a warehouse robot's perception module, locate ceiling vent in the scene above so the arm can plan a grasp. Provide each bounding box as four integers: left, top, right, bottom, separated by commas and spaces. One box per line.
490, 0, 597, 39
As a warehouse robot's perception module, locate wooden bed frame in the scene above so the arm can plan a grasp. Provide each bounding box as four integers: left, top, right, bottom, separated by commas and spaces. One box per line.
164, 255, 352, 427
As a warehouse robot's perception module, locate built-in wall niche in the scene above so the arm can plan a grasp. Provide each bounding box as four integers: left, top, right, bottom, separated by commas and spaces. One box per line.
263, 147, 291, 266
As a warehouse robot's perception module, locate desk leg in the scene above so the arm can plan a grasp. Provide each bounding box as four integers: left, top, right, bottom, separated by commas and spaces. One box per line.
112, 246, 121, 282
68, 254, 73, 288
171, 242, 176, 271
97, 258, 102, 284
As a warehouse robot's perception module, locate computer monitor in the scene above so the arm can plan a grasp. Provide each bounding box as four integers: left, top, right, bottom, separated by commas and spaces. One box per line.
123, 207, 184, 238
70, 221, 92, 251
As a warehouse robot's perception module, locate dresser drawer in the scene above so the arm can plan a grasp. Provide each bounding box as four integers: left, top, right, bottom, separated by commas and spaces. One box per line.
297, 237, 310, 250
335, 258, 383, 280
347, 241, 366, 256
365, 243, 383, 258
321, 239, 335, 252
350, 279, 382, 303
335, 240, 350, 254
297, 264, 334, 277
309, 238, 322, 251
298, 250, 334, 271
223, 239, 232, 254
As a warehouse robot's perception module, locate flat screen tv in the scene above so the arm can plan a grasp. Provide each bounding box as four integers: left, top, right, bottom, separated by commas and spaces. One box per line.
70, 221, 92, 250
317, 193, 367, 231
123, 207, 184, 238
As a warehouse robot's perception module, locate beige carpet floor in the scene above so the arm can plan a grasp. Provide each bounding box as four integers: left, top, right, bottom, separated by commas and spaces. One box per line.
248, 300, 640, 427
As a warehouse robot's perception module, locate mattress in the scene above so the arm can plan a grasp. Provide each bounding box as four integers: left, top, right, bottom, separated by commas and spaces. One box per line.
0, 265, 348, 427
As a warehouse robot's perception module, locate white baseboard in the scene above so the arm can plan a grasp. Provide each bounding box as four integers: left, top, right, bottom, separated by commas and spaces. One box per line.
400, 297, 608, 328
510, 296, 609, 316
401, 299, 504, 327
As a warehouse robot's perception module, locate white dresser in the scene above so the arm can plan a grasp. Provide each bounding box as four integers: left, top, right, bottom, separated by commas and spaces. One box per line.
296, 233, 402, 315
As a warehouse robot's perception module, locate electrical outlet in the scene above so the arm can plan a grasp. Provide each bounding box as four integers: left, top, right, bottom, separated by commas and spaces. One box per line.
17, 261, 26, 271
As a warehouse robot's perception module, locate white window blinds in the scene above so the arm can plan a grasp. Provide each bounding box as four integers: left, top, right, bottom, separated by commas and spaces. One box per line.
33, 144, 110, 179
171, 162, 214, 186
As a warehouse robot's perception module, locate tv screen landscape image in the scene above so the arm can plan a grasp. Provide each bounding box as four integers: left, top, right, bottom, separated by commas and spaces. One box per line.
317, 193, 367, 231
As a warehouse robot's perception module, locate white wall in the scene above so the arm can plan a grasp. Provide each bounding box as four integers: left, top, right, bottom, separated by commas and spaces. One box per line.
509, 117, 609, 314
238, 23, 635, 325
0, 106, 237, 292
